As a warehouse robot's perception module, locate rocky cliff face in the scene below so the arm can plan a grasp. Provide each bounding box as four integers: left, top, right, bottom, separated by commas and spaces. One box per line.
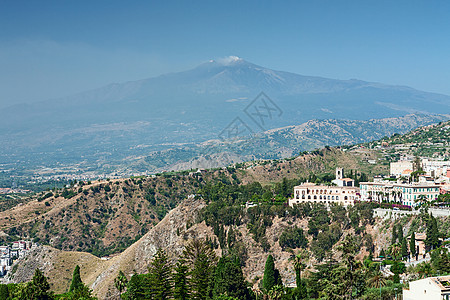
91, 195, 209, 299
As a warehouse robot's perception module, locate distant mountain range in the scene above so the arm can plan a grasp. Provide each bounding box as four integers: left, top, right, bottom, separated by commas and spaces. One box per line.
0, 57, 449, 173
125, 113, 449, 173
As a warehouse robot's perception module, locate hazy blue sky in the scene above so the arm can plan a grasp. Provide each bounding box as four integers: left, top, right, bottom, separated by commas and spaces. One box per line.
1, 0, 450, 108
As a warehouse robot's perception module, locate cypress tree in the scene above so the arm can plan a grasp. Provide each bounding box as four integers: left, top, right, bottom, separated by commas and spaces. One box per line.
69, 265, 83, 292
401, 238, 409, 259
397, 224, 404, 241
426, 215, 439, 250
174, 259, 189, 300
391, 226, 398, 244
410, 232, 416, 257
263, 255, 276, 292
227, 226, 236, 249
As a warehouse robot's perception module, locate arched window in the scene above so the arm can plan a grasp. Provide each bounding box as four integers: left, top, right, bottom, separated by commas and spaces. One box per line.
314, 195, 317, 200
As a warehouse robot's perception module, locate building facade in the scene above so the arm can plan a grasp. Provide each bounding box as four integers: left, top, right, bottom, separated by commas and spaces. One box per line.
289, 182, 359, 207
403, 276, 450, 300
390, 160, 414, 177
359, 181, 441, 207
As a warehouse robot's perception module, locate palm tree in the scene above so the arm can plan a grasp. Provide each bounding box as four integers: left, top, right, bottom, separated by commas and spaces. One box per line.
416, 262, 433, 279
366, 269, 387, 289
268, 285, 284, 300
415, 194, 427, 208
389, 243, 402, 261
291, 250, 308, 285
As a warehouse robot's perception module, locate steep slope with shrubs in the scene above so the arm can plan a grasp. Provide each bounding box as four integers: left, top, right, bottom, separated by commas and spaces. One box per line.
0, 147, 387, 257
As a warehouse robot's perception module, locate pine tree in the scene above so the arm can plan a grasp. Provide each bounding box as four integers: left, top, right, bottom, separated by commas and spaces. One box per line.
69, 265, 83, 293
28, 268, 53, 300
212, 255, 250, 300
182, 239, 217, 300
126, 274, 146, 300
0, 284, 8, 300
263, 255, 276, 292
148, 249, 173, 300
410, 232, 416, 257
174, 259, 189, 300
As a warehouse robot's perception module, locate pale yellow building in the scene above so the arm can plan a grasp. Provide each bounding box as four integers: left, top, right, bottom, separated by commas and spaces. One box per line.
289, 182, 359, 207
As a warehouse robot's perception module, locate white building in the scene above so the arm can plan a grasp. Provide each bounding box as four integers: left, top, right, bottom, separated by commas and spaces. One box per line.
403, 276, 450, 300
359, 181, 441, 207
289, 182, 359, 207
331, 168, 355, 187
390, 160, 414, 177
422, 158, 450, 178
0, 246, 9, 257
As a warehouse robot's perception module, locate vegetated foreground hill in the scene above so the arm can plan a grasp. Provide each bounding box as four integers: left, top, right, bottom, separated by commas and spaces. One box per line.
6, 191, 449, 299
0, 147, 386, 257
124, 113, 448, 173
1, 56, 450, 174
2, 122, 449, 297
372, 119, 450, 158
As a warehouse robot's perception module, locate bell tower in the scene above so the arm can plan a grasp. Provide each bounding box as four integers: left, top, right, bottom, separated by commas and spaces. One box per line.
336, 167, 344, 180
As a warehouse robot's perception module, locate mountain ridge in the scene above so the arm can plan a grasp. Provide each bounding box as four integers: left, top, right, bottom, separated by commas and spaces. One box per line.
1, 57, 449, 176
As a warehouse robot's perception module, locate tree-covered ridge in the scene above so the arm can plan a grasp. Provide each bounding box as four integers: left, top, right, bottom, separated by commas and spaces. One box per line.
197, 179, 376, 264
371, 119, 450, 157
2, 174, 204, 257
0, 146, 381, 257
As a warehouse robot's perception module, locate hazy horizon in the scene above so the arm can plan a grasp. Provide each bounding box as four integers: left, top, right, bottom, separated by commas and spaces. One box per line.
1, 1, 450, 109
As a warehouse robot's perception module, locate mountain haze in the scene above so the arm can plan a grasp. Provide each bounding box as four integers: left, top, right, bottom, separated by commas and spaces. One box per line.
0, 57, 449, 173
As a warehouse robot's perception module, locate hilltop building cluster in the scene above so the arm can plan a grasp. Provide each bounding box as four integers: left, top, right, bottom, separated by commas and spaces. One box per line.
289, 156, 450, 208
0, 240, 33, 276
